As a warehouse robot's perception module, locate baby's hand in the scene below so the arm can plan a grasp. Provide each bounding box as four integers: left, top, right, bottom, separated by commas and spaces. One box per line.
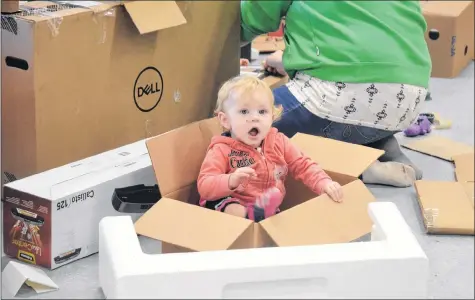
228, 167, 257, 190
323, 181, 343, 202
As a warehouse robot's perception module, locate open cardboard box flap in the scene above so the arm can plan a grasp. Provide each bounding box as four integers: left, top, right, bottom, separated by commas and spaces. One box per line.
414, 180, 474, 235
290, 133, 384, 179
135, 197, 255, 251
145, 118, 222, 196
124, 1, 187, 34
402, 135, 474, 161
137, 118, 381, 252
259, 180, 376, 246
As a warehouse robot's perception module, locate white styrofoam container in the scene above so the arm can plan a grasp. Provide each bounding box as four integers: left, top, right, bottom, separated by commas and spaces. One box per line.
99, 202, 429, 299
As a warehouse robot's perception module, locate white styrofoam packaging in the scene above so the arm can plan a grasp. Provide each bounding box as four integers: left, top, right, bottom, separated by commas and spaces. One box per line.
2, 139, 158, 269
99, 202, 429, 299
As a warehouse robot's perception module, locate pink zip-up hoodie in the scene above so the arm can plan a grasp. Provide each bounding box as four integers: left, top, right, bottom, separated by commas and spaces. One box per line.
198, 128, 332, 207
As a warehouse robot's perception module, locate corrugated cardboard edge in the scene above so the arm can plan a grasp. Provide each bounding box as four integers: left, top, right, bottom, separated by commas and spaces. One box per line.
414, 180, 474, 235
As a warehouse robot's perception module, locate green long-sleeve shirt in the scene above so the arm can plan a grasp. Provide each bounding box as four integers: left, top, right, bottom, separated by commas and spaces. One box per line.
241, 1, 432, 88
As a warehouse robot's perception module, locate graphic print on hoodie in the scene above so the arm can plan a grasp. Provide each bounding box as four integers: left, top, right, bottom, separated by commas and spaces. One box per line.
197, 128, 332, 209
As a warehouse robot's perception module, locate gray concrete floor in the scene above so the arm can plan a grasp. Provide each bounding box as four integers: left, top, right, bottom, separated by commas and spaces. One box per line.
2, 61, 474, 299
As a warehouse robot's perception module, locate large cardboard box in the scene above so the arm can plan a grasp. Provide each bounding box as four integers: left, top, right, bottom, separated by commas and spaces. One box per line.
134, 118, 385, 253
2, 139, 158, 269
420, 1, 474, 77
1, 1, 239, 181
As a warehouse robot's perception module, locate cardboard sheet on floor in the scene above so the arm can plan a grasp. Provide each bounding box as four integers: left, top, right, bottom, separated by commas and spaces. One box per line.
402, 135, 474, 161
134, 118, 385, 253
453, 152, 474, 182
414, 180, 474, 235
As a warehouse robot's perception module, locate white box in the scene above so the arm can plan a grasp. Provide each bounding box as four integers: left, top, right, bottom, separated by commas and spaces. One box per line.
2, 140, 158, 269
99, 202, 429, 299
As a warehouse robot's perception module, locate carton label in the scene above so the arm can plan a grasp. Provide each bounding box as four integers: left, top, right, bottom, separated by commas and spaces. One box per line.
56, 190, 95, 212
3, 189, 52, 269
133, 66, 164, 112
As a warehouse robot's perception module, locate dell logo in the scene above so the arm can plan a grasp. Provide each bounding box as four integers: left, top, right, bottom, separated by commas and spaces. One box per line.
134, 66, 164, 113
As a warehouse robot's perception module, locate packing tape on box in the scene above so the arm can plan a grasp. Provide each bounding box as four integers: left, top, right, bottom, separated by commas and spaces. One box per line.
1, 2, 115, 42
423, 208, 439, 229
58, 1, 116, 44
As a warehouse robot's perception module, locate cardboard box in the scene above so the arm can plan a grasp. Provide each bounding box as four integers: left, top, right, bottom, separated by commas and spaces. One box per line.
414, 148, 474, 235
414, 179, 474, 235
1, 0, 19, 13
420, 1, 474, 77
134, 118, 385, 253
2, 139, 158, 269
1, 0, 239, 181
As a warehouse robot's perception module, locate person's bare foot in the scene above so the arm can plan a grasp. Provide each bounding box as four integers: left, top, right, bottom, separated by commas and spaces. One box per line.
362, 161, 417, 187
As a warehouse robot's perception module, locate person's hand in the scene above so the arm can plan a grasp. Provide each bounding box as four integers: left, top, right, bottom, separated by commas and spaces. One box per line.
240, 58, 250, 67
323, 181, 343, 203
229, 167, 257, 189
263, 50, 287, 76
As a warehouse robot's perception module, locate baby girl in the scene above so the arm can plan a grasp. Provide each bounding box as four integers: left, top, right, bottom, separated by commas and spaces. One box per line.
197, 75, 343, 222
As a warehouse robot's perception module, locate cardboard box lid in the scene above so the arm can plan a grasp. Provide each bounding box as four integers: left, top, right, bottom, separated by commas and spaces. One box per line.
453, 152, 474, 182
290, 133, 384, 178
124, 1, 187, 35
134, 197, 254, 251
414, 180, 474, 235
402, 135, 474, 161
259, 180, 376, 246
146, 118, 222, 196
421, 1, 473, 18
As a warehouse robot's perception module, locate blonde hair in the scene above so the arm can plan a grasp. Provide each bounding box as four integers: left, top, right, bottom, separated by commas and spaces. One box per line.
214, 75, 283, 120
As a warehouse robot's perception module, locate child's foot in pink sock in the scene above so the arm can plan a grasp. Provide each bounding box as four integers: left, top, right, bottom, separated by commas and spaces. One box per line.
255, 187, 283, 218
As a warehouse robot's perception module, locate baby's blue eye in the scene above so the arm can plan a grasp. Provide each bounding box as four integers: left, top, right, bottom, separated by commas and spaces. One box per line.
240, 109, 249, 115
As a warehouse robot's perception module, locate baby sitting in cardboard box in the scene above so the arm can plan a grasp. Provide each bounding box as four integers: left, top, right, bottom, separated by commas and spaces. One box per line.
197, 75, 343, 222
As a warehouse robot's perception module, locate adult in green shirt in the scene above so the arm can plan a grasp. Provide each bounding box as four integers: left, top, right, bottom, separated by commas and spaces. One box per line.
241, 0, 432, 187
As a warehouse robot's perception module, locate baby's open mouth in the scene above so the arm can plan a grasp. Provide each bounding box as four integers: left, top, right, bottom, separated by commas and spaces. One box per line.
249, 127, 259, 137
